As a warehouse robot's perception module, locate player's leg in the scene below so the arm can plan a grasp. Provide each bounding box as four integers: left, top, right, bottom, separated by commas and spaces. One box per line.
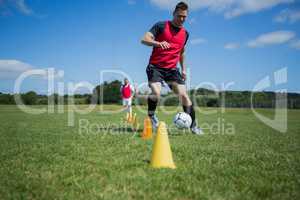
127, 98, 132, 114
122, 99, 127, 111
165, 68, 203, 135
146, 64, 164, 128
170, 82, 203, 135
148, 82, 161, 128
170, 82, 194, 122
123, 99, 130, 113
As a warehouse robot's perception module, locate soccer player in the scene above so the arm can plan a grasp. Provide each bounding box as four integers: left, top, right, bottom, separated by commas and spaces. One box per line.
120, 78, 135, 115
141, 1, 203, 135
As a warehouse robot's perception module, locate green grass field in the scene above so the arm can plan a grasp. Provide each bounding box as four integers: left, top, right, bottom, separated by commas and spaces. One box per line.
0, 105, 299, 200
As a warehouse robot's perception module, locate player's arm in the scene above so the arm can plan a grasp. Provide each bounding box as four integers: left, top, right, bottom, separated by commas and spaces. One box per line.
130, 85, 135, 98
141, 32, 170, 49
179, 47, 187, 81
120, 86, 123, 98
141, 22, 170, 49
141, 32, 159, 47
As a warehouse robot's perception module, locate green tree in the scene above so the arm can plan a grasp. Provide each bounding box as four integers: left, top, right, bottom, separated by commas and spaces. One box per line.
22, 91, 38, 105
93, 80, 122, 104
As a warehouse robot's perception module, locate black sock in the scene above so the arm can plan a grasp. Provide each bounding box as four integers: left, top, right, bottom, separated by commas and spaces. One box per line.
183, 104, 196, 128
148, 96, 158, 117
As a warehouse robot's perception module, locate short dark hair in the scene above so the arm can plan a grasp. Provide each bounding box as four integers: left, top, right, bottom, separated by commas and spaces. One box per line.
174, 1, 188, 12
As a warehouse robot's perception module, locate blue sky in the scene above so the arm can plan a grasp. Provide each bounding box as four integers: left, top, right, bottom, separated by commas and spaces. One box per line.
0, 0, 300, 94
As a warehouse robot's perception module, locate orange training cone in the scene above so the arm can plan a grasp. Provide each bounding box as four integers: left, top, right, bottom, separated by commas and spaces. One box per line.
141, 117, 152, 140
150, 122, 176, 169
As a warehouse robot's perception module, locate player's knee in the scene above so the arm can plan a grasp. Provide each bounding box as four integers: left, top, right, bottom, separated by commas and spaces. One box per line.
151, 93, 160, 101
178, 92, 188, 99
179, 93, 191, 104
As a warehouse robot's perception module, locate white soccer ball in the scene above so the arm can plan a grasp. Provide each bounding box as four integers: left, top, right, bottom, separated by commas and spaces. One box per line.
173, 112, 192, 129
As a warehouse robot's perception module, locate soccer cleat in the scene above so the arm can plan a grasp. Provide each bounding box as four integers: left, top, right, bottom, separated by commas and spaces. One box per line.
149, 114, 159, 129
191, 126, 204, 135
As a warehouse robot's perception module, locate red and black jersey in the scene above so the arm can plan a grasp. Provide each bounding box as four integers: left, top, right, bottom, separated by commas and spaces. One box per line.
120, 84, 134, 99
148, 21, 189, 69
149, 21, 189, 45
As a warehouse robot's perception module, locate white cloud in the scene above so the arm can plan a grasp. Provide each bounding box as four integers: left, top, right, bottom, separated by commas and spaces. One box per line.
274, 9, 300, 23
224, 0, 294, 19
247, 31, 295, 48
0, 0, 33, 15
290, 39, 300, 50
14, 0, 32, 15
224, 42, 240, 50
0, 60, 33, 78
149, 0, 294, 19
190, 37, 207, 45
0, 59, 62, 79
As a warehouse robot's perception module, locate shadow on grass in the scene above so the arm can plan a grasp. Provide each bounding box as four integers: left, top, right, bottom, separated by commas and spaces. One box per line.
143, 159, 151, 164
96, 127, 143, 134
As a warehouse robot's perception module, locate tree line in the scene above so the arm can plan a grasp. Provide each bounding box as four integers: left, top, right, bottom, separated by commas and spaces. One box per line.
1, 80, 300, 109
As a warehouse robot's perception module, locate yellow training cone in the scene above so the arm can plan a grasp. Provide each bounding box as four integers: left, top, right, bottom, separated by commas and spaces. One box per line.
132, 113, 139, 131
127, 111, 133, 123
141, 117, 152, 140
150, 122, 176, 169
132, 113, 136, 123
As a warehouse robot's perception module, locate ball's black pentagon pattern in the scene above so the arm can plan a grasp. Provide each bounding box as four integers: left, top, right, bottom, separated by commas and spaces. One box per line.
173, 112, 192, 129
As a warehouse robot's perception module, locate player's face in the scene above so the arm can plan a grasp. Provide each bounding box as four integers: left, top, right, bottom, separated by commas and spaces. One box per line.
173, 9, 188, 27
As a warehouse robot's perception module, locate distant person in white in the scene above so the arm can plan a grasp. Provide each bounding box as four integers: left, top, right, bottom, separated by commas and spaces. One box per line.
120, 78, 135, 114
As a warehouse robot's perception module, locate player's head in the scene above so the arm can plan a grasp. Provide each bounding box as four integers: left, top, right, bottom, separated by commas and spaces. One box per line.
124, 78, 129, 84
172, 1, 188, 27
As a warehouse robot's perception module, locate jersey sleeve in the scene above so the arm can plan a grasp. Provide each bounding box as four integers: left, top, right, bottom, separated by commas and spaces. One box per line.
149, 21, 165, 38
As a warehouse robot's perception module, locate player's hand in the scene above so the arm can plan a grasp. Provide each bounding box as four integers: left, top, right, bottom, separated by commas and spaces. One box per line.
182, 70, 187, 81
158, 41, 170, 49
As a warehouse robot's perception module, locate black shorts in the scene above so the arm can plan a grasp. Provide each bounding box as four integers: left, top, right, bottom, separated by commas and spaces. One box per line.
146, 64, 185, 88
